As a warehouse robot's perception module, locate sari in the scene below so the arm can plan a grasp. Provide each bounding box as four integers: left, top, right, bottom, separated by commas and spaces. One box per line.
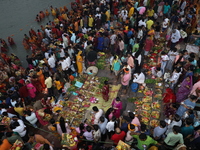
36, 108, 52, 126
176, 76, 193, 103
22, 39, 30, 50
37, 70, 46, 89
7, 36, 15, 45
26, 83, 36, 98
76, 51, 83, 74
102, 84, 109, 101
163, 88, 176, 103
111, 99, 122, 118
148, 29, 155, 40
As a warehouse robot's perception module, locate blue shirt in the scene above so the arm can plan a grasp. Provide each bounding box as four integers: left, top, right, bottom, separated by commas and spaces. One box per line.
164, 5, 170, 14
181, 125, 194, 138
176, 99, 196, 117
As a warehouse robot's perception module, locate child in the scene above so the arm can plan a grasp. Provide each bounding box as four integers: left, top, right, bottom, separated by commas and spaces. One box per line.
160, 51, 169, 75
169, 68, 181, 90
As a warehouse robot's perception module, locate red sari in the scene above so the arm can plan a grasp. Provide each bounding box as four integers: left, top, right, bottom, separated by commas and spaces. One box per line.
163, 88, 176, 103
7, 37, 15, 45
102, 85, 109, 101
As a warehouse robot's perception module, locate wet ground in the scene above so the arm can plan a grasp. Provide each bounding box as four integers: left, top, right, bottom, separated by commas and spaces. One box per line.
0, 0, 73, 67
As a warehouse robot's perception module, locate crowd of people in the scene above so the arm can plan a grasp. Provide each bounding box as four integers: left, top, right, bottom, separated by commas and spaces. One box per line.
0, 0, 200, 149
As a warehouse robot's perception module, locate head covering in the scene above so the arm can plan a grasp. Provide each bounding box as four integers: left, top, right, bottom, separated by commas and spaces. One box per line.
124, 68, 129, 73
18, 79, 25, 85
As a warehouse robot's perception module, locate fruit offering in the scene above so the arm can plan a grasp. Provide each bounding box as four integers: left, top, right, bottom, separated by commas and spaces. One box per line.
150, 119, 159, 127
151, 102, 161, 110
141, 117, 150, 125
151, 111, 160, 119
141, 110, 151, 118
142, 103, 151, 110
142, 96, 152, 103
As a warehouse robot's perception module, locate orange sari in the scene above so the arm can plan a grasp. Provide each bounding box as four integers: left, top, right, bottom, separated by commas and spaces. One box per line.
37, 70, 46, 89
148, 29, 155, 40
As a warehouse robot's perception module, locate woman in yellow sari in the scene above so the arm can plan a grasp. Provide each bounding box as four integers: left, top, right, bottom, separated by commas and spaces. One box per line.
76, 51, 83, 74
36, 68, 46, 89
148, 26, 155, 40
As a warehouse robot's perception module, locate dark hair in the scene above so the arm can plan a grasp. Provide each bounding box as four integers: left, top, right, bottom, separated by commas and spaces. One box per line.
44, 108, 52, 114
26, 110, 32, 116
129, 124, 135, 130
100, 116, 105, 122
59, 117, 66, 133
139, 133, 147, 140
93, 124, 99, 131
129, 112, 135, 119
190, 95, 198, 100
49, 118, 55, 124
6, 132, 13, 137
111, 115, 117, 122
141, 124, 147, 131
92, 106, 99, 112
104, 80, 108, 85
105, 108, 114, 120
43, 144, 50, 150
161, 51, 166, 55
13, 121, 20, 127
174, 114, 181, 122
86, 126, 92, 132
116, 97, 120, 101
28, 132, 35, 137
2, 112, 8, 116
185, 118, 193, 125
160, 120, 166, 128
173, 126, 181, 133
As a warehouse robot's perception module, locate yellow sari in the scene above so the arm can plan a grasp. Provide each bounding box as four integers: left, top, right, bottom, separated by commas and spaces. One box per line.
76, 51, 83, 74
148, 29, 155, 40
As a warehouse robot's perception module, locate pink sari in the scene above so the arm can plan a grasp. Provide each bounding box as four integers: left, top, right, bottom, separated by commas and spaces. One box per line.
35, 108, 51, 126
112, 99, 122, 118
26, 83, 36, 98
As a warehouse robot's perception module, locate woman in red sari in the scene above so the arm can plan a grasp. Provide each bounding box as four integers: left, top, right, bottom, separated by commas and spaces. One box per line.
102, 81, 109, 102
31, 74, 43, 93
163, 88, 176, 103
0, 38, 8, 52
7, 36, 15, 45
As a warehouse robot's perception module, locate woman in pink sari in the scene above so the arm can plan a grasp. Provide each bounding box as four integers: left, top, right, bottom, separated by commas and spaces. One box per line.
25, 79, 36, 98
36, 107, 52, 126
176, 76, 193, 103
111, 97, 122, 118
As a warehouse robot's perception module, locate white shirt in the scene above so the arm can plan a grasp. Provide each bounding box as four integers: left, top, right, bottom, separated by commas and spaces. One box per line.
181, 1, 186, 10
166, 120, 182, 135
48, 56, 56, 68
170, 72, 181, 83
62, 34, 69, 48
161, 55, 169, 61
98, 118, 108, 134
110, 34, 117, 45
137, 30, 143, 39
94, 109, 103, 124
138, 20, 146, 27
60, 48, 65, 58
25, 112, 38, 125
171, 29, 181, 43
12, 119, 27, 137
133, 72, 145, 84
168, 51, 178, 61
45, 52, 50, 59
106, 121, 115, 132
162, 18, 169, 28
68, 48, 74, 58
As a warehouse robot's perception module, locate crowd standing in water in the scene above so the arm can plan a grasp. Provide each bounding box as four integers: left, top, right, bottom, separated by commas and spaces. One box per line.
0, 0, 200, 149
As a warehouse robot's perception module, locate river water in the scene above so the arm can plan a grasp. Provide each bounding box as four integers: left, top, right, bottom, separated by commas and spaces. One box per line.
0, 0, 73, 67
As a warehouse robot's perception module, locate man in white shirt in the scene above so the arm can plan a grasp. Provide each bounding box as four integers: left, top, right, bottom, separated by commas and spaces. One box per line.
67, 45, 74, 58
59, 45, 65, 58
92, 106, 103, 124
138, 19, 146, 27
60, 54, 71, 75
98, 116, 108, 141
48, 53, 56, 72
170, 29, 181, 50
137, 27, 143, 40
62, 33, 69, 48
12, 117, 27, 138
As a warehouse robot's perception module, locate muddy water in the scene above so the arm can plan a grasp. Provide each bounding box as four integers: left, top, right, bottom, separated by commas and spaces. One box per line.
0, 0, 73, 67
